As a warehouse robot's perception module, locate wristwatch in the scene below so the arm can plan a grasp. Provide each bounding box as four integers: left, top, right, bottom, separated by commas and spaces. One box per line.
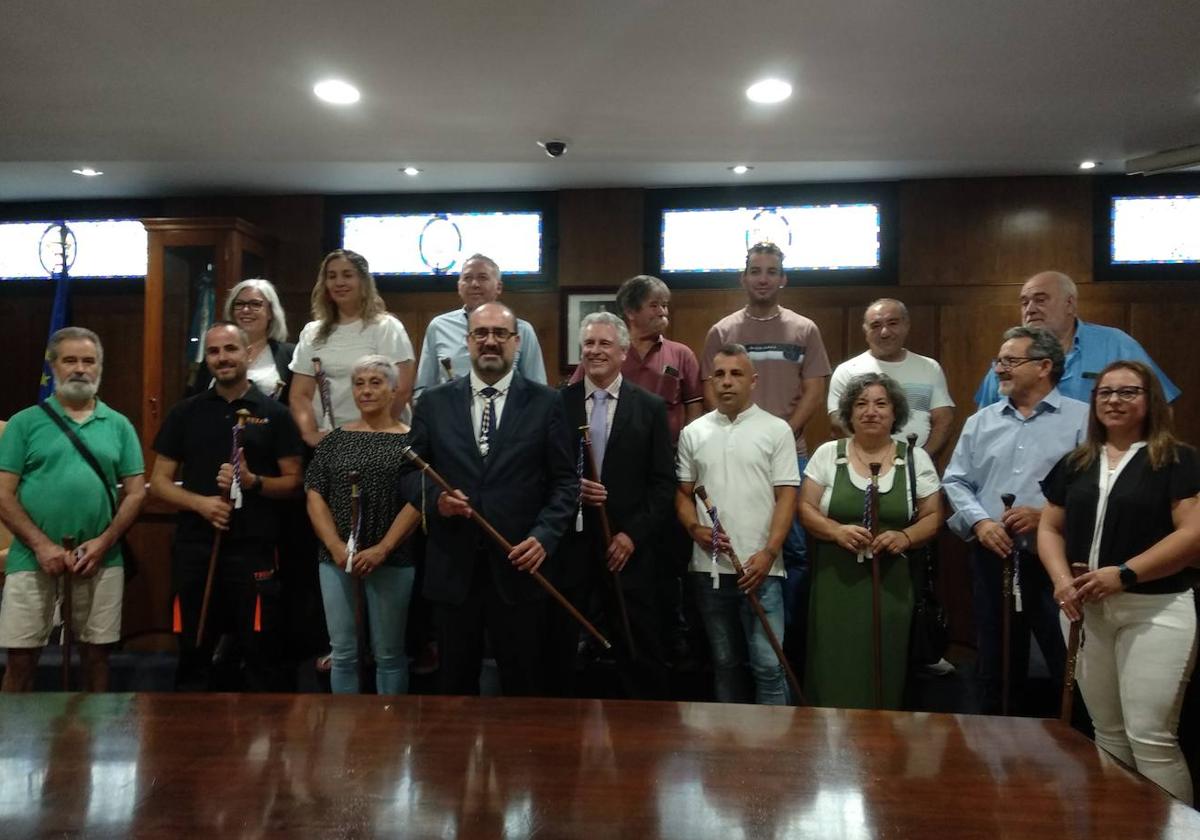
247, 474, 264, 493
1117, 562, 1138, 589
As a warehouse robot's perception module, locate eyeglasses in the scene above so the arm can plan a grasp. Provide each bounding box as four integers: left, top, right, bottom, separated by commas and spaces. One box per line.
469, 327, 515, 343
1095, 386, 1147, 402
990, 356, 1043, 370
231, 299, 267, 312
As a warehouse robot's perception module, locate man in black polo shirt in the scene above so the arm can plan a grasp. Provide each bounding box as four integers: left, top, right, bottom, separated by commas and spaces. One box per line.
149, 322, 303, 690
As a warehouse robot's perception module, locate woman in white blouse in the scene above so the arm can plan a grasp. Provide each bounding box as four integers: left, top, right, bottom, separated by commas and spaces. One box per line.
289, 249, 415, 448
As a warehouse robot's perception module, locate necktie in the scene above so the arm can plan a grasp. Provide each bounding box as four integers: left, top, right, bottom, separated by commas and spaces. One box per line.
589, 389, 608, 472
478, 386, 498, 456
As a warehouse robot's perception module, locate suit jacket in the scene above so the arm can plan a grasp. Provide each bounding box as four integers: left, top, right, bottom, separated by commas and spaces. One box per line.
409, 373, 578, 606
558, 378, 675, 591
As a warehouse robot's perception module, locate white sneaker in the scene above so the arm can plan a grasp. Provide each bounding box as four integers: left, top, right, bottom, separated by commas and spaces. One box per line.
923, 657, 955, 676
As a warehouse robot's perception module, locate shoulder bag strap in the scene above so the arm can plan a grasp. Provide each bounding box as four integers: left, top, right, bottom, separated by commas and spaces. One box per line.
38, 401, 118, 517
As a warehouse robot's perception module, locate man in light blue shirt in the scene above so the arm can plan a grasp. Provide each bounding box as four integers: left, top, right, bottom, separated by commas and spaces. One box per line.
945, 325, 1090, 715
414, 254, 546, 398
974, 271, 1179, 407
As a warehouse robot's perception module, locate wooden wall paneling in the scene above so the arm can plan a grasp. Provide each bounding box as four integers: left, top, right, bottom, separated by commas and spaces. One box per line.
557, 189, 644, 288
0, 281, 53, 421
899, 177, 1093, 287
1129, 301, 1199, 440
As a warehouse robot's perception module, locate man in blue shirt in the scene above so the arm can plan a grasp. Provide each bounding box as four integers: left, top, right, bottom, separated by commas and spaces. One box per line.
974, 271, 1179, 407
945, 326, 1090, 715
414, 254, 547, 398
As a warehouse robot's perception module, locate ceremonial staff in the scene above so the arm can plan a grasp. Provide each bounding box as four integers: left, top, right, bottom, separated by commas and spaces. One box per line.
312, 357, 336, 431
196, 409, 250, 647
347, 470, 369, 690
398, 445, 612, 650
1061, 562, 1088, 724
60, 535, 77, 691
866, 462, 884, 709
1000, 492, 1018, 715
694, 486, 805, 704
579, 425, 637, 660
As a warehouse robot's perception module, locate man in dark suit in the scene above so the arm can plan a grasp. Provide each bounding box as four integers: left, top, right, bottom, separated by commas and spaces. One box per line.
551, 312, 675, 698
408, 302, 577, 696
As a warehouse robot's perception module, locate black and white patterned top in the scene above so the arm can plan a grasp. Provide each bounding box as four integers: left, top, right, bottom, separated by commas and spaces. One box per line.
304, 428, 417, 567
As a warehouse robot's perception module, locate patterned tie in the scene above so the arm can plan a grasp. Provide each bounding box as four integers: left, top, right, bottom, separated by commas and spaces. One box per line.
589, 389, 608, 472
478, 386, 498, 456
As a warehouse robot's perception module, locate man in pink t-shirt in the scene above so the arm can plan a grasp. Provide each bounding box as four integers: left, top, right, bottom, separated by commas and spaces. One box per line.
701, 242, 831, 660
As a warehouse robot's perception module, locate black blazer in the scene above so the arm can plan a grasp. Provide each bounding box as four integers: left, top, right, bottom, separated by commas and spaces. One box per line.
557, 379, 675, 591
408, 373, 579, 606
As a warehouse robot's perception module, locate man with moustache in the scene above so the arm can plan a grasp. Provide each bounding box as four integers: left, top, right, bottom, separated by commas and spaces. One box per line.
150, 322, 304, 691
677, 345, 800, 704
552, 312, 675, 698
944, 326, 1090, 714
828, 298, 955, 458
0, 327, 145, 692
409, 302, 576, 696
974, 271, 1179, 407
414, 253, 547, 397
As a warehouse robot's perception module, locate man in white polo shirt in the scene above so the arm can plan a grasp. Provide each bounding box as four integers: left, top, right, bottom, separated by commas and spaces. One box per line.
828, 298, 955, 458
676, 344, 800, 705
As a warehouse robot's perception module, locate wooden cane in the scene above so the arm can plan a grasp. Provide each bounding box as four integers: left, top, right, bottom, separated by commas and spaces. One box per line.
312, 357, 336, 430
694, 486, 806, 705
347, 470, 370, 691
399, 445, 612, 650
196, 409, 251, 648
867, 462, 884, 709
1061, 562, 1089, 724
60, 535, 77, 691
999, 492, 1017, 715
439, 357, 455, 381
579, 425, 638, 660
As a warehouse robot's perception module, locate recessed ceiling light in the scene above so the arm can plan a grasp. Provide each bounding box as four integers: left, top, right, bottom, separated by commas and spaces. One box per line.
72, 167, 102, 177
746, 78, 792, 104
1079, 160, 1098, 170
729, 165, 753, 175
401, 166, 421, 176
313, 79, 360, 105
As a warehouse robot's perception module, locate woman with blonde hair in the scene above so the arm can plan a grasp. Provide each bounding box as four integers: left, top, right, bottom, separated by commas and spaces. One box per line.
289, 249, 415, 448
1039, 359, 1200, 803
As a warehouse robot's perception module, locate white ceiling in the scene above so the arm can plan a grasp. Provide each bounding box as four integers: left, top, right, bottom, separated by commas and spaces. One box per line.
2, 0, 1198, 200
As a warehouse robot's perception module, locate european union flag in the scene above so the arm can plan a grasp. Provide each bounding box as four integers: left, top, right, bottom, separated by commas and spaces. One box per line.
38, 224, 73, 402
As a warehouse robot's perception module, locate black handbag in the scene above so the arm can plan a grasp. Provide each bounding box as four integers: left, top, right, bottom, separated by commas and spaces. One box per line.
38, 402, 140, 580
905, 440, 948, 666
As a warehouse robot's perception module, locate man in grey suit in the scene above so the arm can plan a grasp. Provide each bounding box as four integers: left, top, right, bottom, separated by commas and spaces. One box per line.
408, 302, 577, 696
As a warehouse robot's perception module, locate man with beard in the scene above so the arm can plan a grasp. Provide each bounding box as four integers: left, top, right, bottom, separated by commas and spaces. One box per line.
973, 271, 1179, 407
943, 326, 1089, 714
150, 322, 303, 690
409, 301, 577, 696
0, 327, 145, 692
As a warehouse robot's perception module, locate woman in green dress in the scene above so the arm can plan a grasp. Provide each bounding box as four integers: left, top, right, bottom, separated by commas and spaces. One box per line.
799, 373, 941, 709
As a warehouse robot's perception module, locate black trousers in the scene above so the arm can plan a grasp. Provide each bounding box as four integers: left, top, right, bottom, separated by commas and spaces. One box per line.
434, 553, 546, 697
173, 538, 284, 692
544, 572, 669, 700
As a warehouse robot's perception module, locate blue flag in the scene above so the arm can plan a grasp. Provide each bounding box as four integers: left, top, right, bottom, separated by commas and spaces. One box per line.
38, 268, 71, 402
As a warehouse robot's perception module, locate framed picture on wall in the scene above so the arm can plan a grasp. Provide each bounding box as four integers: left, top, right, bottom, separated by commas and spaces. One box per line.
560, 289, 621, 369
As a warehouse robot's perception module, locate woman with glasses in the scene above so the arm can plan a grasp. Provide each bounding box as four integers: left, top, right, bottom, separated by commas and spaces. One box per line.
289, 249, 415, 448
306, 355, 422, 695
1039, 360, 1200, 803
187, 279, 294, 399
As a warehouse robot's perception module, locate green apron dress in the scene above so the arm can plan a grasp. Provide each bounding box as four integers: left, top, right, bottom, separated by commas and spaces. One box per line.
805, 439, 915, 709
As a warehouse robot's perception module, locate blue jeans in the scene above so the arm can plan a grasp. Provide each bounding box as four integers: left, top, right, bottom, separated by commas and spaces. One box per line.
782, 454, 809, 627
318, 563, 415, 695
692, 573, 788, 705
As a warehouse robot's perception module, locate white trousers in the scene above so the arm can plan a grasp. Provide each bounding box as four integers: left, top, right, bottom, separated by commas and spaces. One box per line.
1073, 589, 1197, 804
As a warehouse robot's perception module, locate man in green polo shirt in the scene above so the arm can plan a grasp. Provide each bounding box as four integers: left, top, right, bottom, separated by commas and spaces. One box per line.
0, 326, 145, 692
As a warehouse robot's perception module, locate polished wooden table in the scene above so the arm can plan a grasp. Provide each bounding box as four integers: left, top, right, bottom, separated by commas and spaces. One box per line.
1, 693, 1196, 838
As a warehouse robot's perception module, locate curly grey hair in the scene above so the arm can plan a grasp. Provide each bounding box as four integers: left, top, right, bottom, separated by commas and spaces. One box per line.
837, 372, 909, 434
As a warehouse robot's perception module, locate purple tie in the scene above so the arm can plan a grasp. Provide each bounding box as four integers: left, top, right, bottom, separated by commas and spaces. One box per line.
590, 389, 608, 472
